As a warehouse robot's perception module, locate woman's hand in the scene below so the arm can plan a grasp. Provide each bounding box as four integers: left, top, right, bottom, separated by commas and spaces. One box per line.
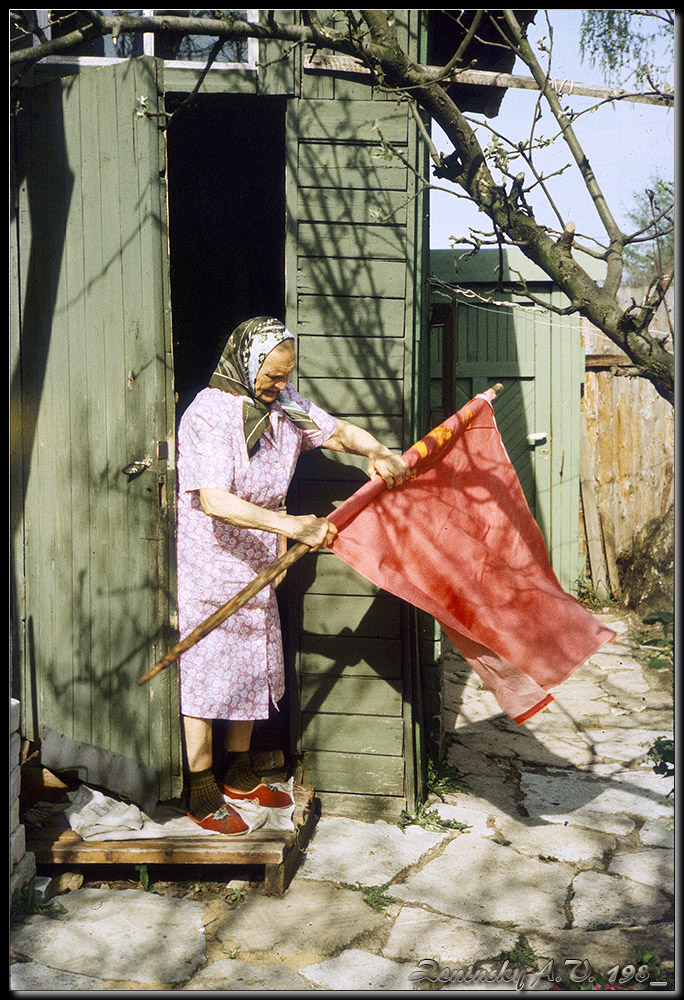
321, 419, 412, 490
199, 490, 336, 550
287, 513, 338, 551
368, 448, 413, 489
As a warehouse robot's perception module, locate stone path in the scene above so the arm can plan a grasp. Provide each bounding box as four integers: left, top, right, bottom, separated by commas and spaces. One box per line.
11, 613, 675, 991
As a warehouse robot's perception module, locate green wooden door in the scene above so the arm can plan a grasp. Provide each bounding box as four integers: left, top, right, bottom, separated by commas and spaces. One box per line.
11, 58, 179, 798
285, 92, 425, 818
451, 296, 584, 591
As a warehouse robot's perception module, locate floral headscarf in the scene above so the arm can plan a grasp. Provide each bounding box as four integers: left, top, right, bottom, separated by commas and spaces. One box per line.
208, 316, 320, 457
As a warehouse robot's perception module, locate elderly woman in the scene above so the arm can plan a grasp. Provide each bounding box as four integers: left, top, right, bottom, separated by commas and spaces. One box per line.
177, 316, 411, 833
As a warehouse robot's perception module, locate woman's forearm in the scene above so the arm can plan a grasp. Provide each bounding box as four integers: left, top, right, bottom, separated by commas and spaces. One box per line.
322, 419, 412, 488
199, 489, 290, 533
321, 418, 392, 459
198, 489, 336, 549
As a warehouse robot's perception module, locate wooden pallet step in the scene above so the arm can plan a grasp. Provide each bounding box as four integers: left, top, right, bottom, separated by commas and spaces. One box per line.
25, 785, 317, 896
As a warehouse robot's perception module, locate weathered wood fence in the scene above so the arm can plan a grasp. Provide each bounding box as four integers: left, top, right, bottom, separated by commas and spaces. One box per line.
580, 289, 674, 599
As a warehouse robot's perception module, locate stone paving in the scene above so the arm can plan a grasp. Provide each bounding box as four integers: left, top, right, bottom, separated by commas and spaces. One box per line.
10, 612, 675, 992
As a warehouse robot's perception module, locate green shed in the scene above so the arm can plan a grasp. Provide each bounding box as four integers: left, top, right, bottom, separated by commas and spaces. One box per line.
12, 11, 565, 822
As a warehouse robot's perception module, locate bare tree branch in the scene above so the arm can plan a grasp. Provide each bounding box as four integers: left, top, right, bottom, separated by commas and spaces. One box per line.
9, 9, 674, 404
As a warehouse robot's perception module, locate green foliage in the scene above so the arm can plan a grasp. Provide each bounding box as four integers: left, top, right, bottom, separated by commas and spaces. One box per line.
632, 607, 674, 672
398, 800, 470, 833
10, 880, 68, 925
623, 178, 674, 285
398, 756, 471, 832
426, 757, 468, 800
648, 736, 674, 785
225, 886, 244, 907
579, 10, 674, 89
492, 942, 540, 971
135, 864, 156, 893
339, 879, 397, 912
574, 575, 609, 611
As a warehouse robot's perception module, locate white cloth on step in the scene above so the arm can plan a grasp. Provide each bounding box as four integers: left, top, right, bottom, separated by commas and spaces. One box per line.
63, 781, 295, 840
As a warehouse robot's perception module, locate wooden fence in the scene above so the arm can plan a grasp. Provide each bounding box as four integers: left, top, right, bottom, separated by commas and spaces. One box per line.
580, 288, 674, 599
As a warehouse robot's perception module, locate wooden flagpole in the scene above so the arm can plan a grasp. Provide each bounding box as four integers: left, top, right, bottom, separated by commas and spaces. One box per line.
138, 541, 310, 685
138, 383, 504, 686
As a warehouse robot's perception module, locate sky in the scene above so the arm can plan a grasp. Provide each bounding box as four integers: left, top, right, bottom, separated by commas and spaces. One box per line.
429, 9, 675, 250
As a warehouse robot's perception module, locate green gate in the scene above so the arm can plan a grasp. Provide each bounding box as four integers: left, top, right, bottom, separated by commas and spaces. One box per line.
430, 248, 586, 592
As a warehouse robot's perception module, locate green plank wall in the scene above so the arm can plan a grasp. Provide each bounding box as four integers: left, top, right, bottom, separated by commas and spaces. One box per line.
285, 11, 427, 818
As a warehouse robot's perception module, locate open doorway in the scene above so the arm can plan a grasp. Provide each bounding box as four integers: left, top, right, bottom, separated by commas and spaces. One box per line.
165, 92, 291, 754
166, 93, 287, 417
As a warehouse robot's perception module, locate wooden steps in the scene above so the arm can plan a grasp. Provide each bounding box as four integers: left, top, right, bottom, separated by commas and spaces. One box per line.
25, 783, 317, 896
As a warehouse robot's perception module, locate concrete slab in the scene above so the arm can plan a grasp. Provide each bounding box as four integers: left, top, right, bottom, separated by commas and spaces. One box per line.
440, 775, 523, 822
445, 740, 508, 776
526, 922, 676, 971
297, 815, 448, 885
570, 871, 671, 930
10, 888, 206, 985
300, 947, 415, 990
382, 905, 518, 966
519, 768, 672, 831
608, 848, 674, 890
547, 679, 613, 719
493, 815, 617, 863
639, 816, 675, 848
185, 958, 314, 990
210, 879, 390, 957
430, 803, 498, 839
10, 960, 111, 991
391, 835, 571, 929
463, 729, 597, 768
580, 728, 671, 765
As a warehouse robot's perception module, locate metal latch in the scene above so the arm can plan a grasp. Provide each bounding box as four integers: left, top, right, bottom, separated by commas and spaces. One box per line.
121, 457, 152, 479
526, 432, 547, 446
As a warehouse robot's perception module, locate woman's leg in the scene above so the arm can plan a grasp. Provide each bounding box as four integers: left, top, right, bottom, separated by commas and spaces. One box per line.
224, 720, 254, 753
183, 715, 231, 820
221, 720, 257, 789
183, 715, 214, 772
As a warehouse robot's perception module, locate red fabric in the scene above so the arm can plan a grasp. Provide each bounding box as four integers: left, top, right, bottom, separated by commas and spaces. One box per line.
328, 394, 615, 724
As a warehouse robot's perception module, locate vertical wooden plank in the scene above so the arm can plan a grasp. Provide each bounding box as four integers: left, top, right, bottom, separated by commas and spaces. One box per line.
31, 78, 75, 736
100, 61, 132, 754
10, 108, 26, 710
129, 57, 177, 782
580, 410, 609, 599
566, 307, 584, 589
258, 9, 298, 96
58, 74, 86, 738
532, 306, 552, 550
79, 66, 111, 744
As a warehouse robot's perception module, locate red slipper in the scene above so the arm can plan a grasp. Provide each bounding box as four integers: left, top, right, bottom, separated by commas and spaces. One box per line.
187, 803, 249, 836
222, 782, 293, 809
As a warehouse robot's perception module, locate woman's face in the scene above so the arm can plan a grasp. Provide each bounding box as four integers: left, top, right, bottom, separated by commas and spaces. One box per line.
253, 344, 296, 404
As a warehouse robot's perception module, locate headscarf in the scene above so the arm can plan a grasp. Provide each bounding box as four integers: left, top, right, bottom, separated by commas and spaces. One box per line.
208, 316, 321, 457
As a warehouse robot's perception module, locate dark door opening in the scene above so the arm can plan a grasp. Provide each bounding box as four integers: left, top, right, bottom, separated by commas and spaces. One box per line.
166, 93, 287, 416
165, 93, 290, 755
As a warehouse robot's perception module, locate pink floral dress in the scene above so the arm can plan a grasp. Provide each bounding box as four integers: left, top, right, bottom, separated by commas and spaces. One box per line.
176, 384, 336, 721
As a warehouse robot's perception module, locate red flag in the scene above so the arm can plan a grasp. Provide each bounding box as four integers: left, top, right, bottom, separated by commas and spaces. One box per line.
328, 393, 615, 724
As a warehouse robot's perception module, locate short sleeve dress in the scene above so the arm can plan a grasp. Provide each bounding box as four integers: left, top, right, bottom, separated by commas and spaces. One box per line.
176, 383, 337, 721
